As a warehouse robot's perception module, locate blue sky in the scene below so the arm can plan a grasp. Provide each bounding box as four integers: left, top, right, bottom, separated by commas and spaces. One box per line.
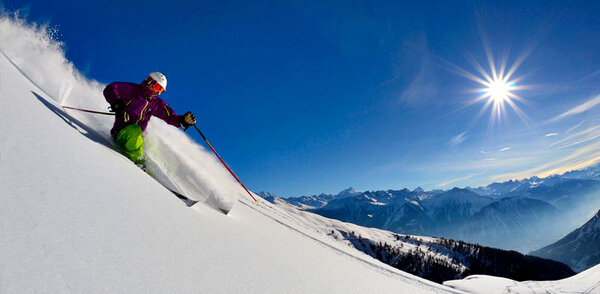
5, 0, 600, 197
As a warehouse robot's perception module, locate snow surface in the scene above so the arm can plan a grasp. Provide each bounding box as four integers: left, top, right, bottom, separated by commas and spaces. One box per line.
444, 264, 600, 294
0, 15, 459, 293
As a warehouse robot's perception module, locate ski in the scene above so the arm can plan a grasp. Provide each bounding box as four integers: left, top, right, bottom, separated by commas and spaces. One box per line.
169, 189, 200, 207
167, 187, 230, 215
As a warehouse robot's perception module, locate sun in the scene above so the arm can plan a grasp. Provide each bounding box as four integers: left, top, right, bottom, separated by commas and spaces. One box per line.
452, 47, 532, 127
486, 79, 513, 103
472, 62, 527, 126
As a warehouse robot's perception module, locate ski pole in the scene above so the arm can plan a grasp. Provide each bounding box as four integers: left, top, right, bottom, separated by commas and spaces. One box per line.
63, 105, 258, 203
62, 106, 115, 116
191, 124, 258, 203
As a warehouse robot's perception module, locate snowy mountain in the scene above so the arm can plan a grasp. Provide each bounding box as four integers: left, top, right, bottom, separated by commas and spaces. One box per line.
525, 178, 600, 209
271, 187, 364, 210
561, 164, 600, 181
257, 197, 574, 284
257, 191, 280, 203
467, 175, 600, 207
421, 188, 493, 232
530, 209, 600, 272
282, 192, 337, 209
303, 188, 566, 252
468, 179, 533, 197
268, 172, 600, 252
309, 188, 490, 236
336, 187, 363, 198
313, 188, 432, 234
455, 197, 561, 251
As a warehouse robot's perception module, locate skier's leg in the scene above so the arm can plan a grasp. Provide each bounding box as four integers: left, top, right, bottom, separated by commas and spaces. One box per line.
115, 124, 145, 164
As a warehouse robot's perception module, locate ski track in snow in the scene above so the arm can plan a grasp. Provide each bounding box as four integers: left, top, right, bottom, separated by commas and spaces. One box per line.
238, 199, 461, 293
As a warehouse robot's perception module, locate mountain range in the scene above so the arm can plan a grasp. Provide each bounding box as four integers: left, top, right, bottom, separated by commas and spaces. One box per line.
262, 196, 575, 284
531, 209, 600, 272
261, 166, 600, 254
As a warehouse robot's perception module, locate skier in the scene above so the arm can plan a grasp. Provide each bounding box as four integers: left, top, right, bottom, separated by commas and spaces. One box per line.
103, 72, 196, 167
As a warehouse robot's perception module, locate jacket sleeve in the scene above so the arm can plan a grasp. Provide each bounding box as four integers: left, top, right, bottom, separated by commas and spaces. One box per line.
154, 99, 183, 128
103, 82, 128, 106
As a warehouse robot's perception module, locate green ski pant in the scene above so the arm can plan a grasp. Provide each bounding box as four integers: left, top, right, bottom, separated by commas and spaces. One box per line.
115, 124, 144, 164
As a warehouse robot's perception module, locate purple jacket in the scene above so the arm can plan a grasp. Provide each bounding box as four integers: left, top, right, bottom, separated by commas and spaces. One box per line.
103, 82, 183, 138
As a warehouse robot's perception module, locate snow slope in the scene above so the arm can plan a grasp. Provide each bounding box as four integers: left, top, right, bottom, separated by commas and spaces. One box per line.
0, 16, 459, 293
255, 197, 469, 275
444, 263, 600, 294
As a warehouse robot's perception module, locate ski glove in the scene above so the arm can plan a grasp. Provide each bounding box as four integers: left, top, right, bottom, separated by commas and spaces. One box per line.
109, 101, 129, 123
180, 111, 196, 128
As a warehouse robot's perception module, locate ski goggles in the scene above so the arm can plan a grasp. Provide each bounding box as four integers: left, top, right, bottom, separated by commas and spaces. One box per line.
152, 82, 164, 94
145, 77, 165, 94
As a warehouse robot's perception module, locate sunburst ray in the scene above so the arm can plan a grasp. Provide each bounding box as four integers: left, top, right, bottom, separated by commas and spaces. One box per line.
462, 48, 532, 128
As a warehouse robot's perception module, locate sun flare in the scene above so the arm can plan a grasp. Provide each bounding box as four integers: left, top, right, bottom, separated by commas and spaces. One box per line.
455, 47, 532, 128
486, 79, 513, 103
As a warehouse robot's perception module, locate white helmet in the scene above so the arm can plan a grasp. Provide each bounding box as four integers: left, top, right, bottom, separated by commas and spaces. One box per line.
148, 72, 167, 90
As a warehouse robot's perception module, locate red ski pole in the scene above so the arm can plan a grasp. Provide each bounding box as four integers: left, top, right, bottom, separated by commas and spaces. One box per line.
63, 105, 258, 203
191, 124, 258, 203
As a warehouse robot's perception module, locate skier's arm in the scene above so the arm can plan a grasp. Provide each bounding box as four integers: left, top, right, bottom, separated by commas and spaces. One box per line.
103, 82, 133, 121
154, 100, 186, 128
103, 82, 128, 105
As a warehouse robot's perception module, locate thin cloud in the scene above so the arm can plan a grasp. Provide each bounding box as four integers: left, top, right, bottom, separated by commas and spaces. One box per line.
491, 141, 600, 182
545, 133, 558, 137
448, 132, 467, 146
397, 59, 438, 106
410, 153, 539, 174
468, 155, 538, 171
399, 63, 426, 104
579, 70, 600, 82
552, 94, 600, 121
499, 147, 511, 152
565, 120, 584, 135
390, 32, 439, 107
550, 125, 600, 148
437, 173, 478, 187
558, 133, 600, 149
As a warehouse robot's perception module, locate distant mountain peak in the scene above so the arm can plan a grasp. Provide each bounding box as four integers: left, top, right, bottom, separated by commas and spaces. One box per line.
336, 187, 360, 198
413, 186, 424, 193
258, 191, 278, 198
257, 191, 281, 204
340, 187, 355, 193
449, 187, 466, 192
